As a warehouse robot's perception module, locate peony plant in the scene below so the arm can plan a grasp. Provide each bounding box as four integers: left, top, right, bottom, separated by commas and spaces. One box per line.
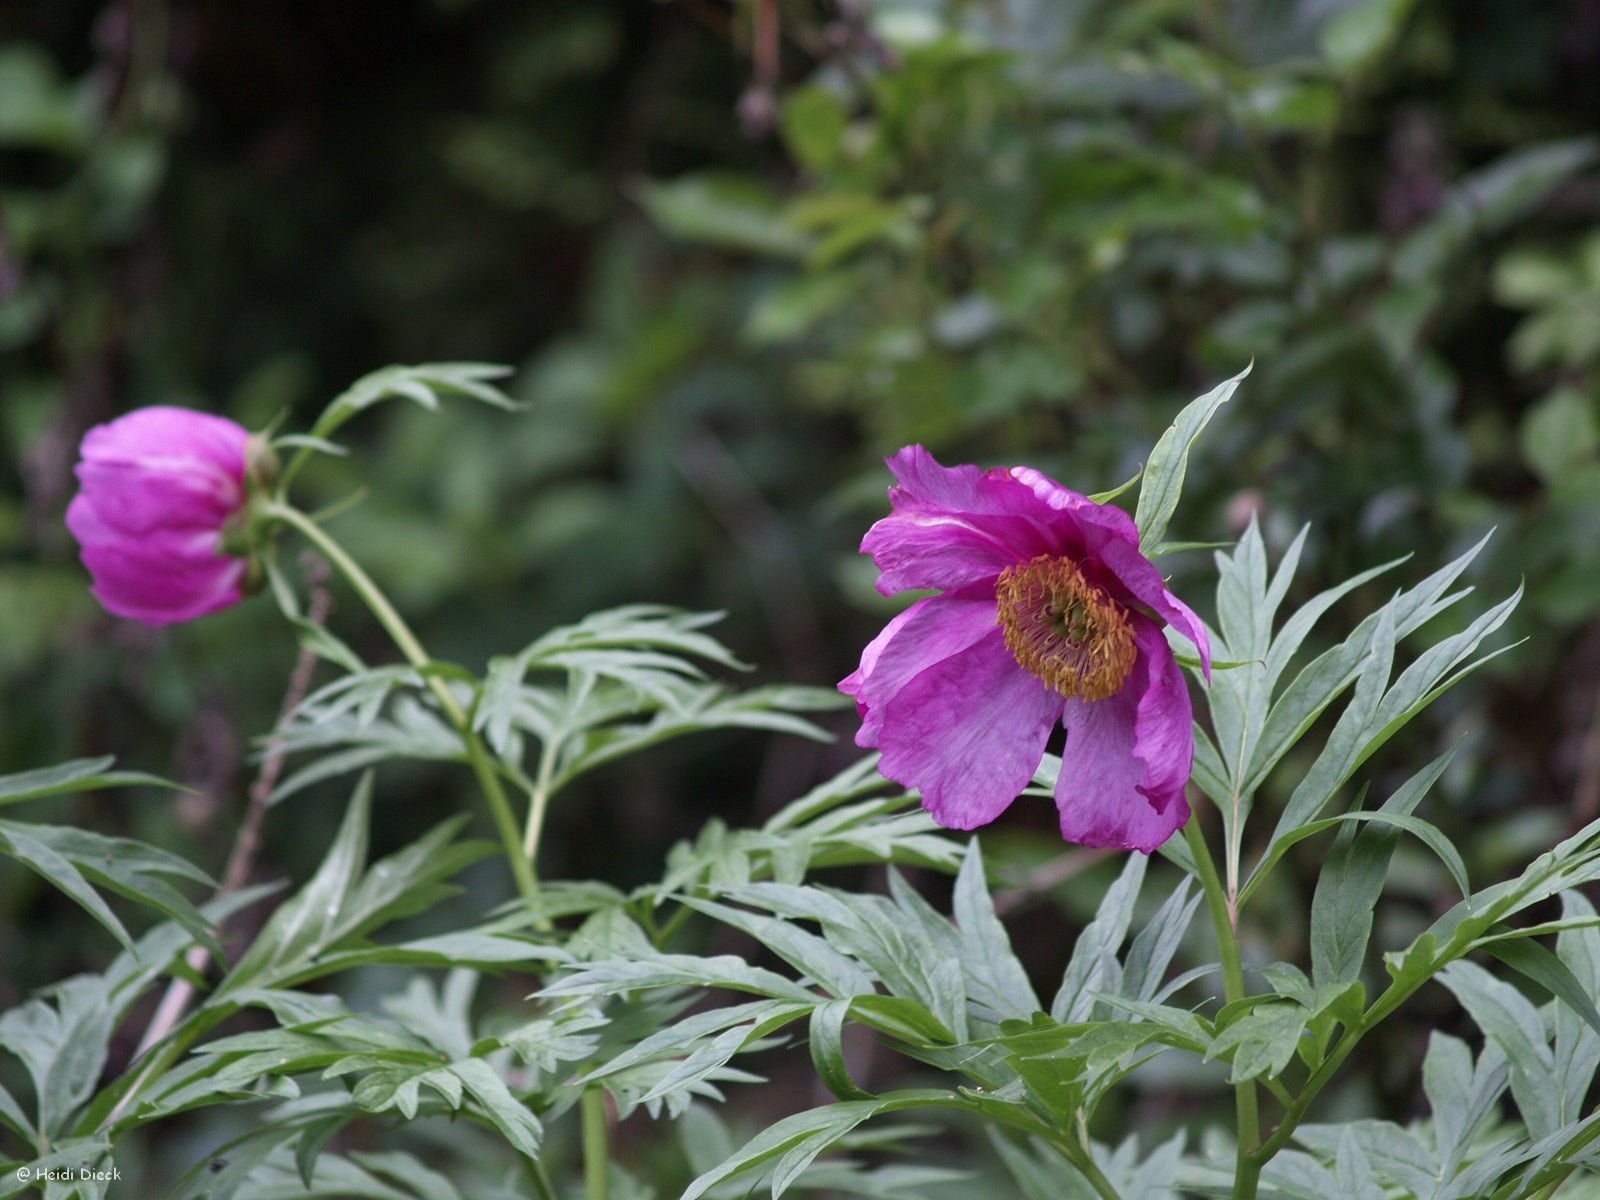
3, 362, 1598, 1200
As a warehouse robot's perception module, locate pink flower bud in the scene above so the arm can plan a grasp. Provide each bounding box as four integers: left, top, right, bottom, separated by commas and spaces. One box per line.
65, 406, 254, 626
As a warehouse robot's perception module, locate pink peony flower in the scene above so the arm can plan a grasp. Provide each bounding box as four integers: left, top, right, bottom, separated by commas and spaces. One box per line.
840, 446, 1210, 853
65, 407, 254, 626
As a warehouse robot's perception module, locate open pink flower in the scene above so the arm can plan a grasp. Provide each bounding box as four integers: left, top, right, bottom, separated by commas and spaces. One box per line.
65, 407, 253, 626
840, 446, 1210, 853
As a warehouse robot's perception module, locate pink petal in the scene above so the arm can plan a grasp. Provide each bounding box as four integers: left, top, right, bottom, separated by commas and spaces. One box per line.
80, 407, 249, 479
1008, 465, 1141, 548
876, 628, 1064, 830
66, 493, 226, 566
74, 458, 242, 533
80, 541, 246, 625
863, 446, 1061, 595
1008, 461, 1209, 675
841, 591, 1000, 746
861, 515, 1029, 596
1089, 537, 1212, 678
1053, 618, 1194, 853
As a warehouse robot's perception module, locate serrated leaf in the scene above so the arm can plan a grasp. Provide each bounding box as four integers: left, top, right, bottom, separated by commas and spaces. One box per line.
1208, 1000, 1308, 1083
1437, 959, 1558, 1140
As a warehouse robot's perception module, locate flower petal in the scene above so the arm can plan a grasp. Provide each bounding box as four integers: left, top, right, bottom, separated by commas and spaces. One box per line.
1089, 536, 1212, 677
1053, 617, 1193, 853
876, 628, 1064, 829
1008, 465, 1141, 548
80, 541, 246, 625
1007, 462, 1209, 674
862, 446, 1061, 594
66, 493, 227, 568
80, 407, 249, 479
840, 591, 1000, 746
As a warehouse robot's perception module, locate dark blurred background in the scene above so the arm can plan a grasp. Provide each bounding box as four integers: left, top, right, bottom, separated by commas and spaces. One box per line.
3, 0, 1600, 1176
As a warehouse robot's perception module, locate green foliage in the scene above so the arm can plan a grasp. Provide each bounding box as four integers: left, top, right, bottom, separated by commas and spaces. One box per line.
6, 0, 1600, 1193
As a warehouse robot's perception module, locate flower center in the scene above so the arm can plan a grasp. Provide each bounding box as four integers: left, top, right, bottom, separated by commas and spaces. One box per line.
995, 555, 1137, 700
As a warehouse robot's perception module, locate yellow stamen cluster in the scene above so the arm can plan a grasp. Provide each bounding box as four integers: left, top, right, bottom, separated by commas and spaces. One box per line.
995, 555, 1137, 700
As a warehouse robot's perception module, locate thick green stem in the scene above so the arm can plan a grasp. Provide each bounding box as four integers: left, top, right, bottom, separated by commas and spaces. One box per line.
264, 503, 538, 902
1184, 818, 1261, 1200
582, 1087, 609, 1200
1069, 1149, 1124, 1200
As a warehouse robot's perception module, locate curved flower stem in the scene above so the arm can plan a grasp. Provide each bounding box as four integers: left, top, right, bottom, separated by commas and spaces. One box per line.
262, 502, 538, 903
1183, 818, 1261, 1200
581, 1087, 609, 1200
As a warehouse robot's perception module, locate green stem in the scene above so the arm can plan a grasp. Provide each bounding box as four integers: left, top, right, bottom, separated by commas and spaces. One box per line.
264, 502, 538, 903
582, 1087, 609, 1200
1069, 1149, 1124, 1200
1184, 818, 1261, 1200
523, 735, 559, 869
527, 1154, 560, 1200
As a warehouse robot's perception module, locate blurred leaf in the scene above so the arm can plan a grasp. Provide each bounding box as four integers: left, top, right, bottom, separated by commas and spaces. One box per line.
1321, 0, 1419, 73
0, 757, 174, 807
639, 174, 812, 259
1520, 388, 1599, 483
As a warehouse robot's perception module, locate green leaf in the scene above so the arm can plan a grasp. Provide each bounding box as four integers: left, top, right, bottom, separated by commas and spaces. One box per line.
1121, 878, 1201, 1003
1134, 364, 1250, 552
0, 975, 114, 1141
953, 840, 1039, 1023
1309, 748, 1457, 986
1521, 387, 1600, 483
1321, 0, 1418, 72
1208, 1000, 1309, 1083
1553, 891, 1600, 1126
1422, 1031, 1507, 1176
321, 362, 516, 426
0, 757, 173, 807
678, 896, 875, 998
1088, 467, 1142, 505
224, 777, 374, 989
0, 823, 134, 950
1332, 1126, 1390, 1200
1052, 855, 1144, 1022
638, 173, 811, 259
810, 1000, 873, 1101
263, 555, 366, 675
447, 1058, 543, 1158
1269, 604, 1395, 847
1479, 935, 1600, 1040
1396, 139, 1599, 284
1437, 960, 1558, 1140
677, 1091, 960, 1200
1247, 532, 1488, 795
